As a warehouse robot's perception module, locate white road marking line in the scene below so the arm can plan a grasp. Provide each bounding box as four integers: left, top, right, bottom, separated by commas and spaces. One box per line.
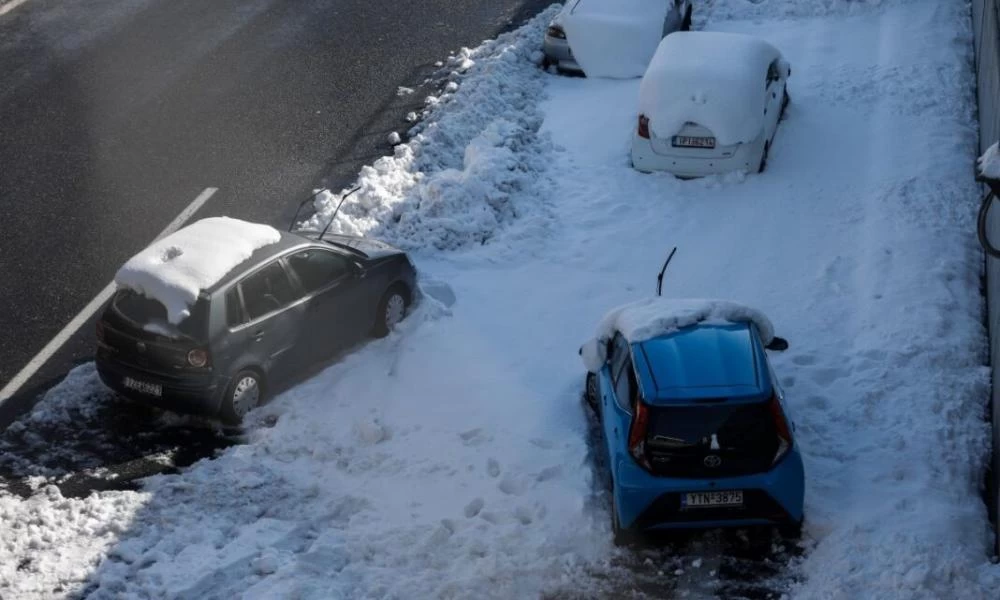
0, 0, 31, 17
0, 187, 219, 406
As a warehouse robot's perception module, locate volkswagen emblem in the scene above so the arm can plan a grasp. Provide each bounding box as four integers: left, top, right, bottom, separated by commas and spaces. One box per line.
703, 455, 722, 468
136, 341, 146, 353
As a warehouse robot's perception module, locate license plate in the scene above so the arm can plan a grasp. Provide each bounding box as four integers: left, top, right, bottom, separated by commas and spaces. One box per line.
672, 135, 716, 148
682, 490, 743, 509
123, 376, 162, 397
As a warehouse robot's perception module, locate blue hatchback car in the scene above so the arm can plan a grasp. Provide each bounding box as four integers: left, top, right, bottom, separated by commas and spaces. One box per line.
581, 299, 805, 543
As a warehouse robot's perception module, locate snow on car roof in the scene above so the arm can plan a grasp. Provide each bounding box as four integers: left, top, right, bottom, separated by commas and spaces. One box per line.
639, 31, 784, 146
580, 298, 775, 373
114, 217, 282, 325
561, 0, 669, 79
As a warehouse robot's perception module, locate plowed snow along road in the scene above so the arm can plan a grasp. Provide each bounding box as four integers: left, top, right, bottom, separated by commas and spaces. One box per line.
1, 0, 998, 599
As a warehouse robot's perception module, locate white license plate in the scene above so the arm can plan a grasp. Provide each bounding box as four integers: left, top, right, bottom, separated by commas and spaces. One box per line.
123, 377, 162, 397
672, 135, 716, 148
682, 490, 743, 508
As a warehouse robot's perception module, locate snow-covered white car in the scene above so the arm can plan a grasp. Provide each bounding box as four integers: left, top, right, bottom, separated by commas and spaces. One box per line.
631, 31, 791, 177
543, 0, 693, 78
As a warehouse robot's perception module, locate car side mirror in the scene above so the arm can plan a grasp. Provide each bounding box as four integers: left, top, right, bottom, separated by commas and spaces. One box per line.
579, 338, 607, 372
765, 336, 789, 352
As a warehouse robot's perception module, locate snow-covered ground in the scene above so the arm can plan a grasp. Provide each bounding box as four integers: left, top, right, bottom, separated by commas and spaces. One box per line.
3, 0, 1000, 598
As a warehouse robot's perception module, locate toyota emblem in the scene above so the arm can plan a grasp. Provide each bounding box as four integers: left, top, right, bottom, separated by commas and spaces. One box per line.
136, 341, 146, 353
703, 455, 722, 468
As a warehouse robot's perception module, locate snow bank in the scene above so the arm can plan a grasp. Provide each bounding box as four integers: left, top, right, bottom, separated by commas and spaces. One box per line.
580, 298, 775, 372
561, 0, 668, 79
301, 6, 561, 252
114, 217, 280, 324
639, 32, 783, 145
978, 141, 1000, 181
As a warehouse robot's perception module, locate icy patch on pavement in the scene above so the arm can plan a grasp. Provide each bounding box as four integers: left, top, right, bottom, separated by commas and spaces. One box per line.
302, 6, 560, 252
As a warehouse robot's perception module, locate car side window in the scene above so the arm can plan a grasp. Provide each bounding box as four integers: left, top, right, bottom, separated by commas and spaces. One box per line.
286, 249, 350, 294
609, 332, 630, 379
239, 261, 300, 321
614, 355, 635, 411
225, 287, 245, 327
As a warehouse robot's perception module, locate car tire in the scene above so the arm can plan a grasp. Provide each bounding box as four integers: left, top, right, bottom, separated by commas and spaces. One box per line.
220, 369, 264, 425
758, 142, 769, 174
681, 5, 693, 31
373, 284, 410, 338
611, 494, 637, 547
584, 372, 599, 414
778, 518, 803, 540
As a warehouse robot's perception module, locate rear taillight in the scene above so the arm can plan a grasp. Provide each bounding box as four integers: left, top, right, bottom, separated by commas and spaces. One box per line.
546, 25, 566, 40
637, 114, 650, 139
187, 348, 210, 368
628, 400, 652, 470
769, 394, 792, 464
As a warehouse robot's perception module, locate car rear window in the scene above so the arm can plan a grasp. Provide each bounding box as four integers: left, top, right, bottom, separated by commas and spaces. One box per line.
648, 402, 775, 448
113, 289, 208, 339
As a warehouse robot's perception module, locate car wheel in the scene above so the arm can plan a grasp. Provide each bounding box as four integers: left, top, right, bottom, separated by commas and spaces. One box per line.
758, 142, 770, 174
220, 369, 264, 425
611, 494, 637, 547
681, 5, 693, 31
373, 284, 410, 338
584, 372, 599, 414
778, 518, 803, 540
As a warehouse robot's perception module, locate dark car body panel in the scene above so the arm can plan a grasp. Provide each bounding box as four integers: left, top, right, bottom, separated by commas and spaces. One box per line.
97, 230, 417, 419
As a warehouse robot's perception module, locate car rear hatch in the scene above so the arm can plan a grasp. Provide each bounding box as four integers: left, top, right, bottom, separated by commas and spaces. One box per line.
643, 400, 780, 478
99, 289, 210, 374
648, 122, 737, 159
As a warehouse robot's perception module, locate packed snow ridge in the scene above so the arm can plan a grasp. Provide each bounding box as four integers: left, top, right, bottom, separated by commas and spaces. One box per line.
302, 6, 561, 251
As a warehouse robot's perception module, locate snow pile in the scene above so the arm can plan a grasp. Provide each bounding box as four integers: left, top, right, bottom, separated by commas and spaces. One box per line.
561, 0, 668, 79
115, 217, 280, 324
639, 32, 784, 145
301, 5, 561, 251
978, 141, 1000, 180
580, 298, 775, 373
709, 0, 909, 21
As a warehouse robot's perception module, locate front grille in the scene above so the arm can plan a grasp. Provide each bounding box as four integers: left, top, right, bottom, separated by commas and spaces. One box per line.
632, 490, 790, 530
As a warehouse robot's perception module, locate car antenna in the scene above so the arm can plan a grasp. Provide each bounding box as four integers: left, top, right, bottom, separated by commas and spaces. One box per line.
288, 188, 332, 232
656, 246, 677, 297
318, 185, 362, 239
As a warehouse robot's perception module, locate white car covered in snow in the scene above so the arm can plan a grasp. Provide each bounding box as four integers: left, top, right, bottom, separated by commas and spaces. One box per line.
543, 0, 693, 78
631, 31, 790, 177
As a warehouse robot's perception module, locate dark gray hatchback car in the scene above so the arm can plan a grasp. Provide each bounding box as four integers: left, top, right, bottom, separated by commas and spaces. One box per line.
95, 230, 417, 424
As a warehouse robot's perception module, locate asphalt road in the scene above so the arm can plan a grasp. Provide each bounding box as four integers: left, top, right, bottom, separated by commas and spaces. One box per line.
0, 0, 551, 425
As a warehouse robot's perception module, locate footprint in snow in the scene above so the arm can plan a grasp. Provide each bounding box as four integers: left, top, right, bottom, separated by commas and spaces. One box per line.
487, 458, 501, 478
535, 465, 562, 483
513, 506, 533, 525
460, 428, 491, 446
809, 367, 847, 386
791, 354, 817, 366
464, 497, 485, 518
498, 474, 526, 496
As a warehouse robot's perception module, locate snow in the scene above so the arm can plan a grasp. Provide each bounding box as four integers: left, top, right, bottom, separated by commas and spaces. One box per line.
4, 0, 1000, 598
579, 298, 775, 373
114, 217, 281, 325
560, 0, 668, 79
639, 31, 783, 145
978, 141, 1000, 181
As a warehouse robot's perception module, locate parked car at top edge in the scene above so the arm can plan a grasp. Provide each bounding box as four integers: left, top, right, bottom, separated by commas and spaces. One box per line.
579, 299, 804, 544
96, 217, 417, 425
631, 31, 791, 177
543, 0, 694, 76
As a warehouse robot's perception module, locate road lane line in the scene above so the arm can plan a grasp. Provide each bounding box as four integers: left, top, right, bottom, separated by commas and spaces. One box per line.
0, 187, 219, 406
0, 0, 31, 17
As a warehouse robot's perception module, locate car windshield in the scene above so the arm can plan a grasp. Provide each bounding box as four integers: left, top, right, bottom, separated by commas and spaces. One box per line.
647, 402, 775, 449
113, 289, 208, 340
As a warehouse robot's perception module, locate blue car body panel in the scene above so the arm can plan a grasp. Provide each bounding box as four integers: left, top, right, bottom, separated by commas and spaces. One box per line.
597, 322, 805, 532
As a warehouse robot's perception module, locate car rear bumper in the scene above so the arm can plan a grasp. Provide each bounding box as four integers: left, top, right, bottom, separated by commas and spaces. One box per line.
630, 134, 764, 177
613, 446, 805, 531
543, 35, 583, 74
96, 354, 226, 417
